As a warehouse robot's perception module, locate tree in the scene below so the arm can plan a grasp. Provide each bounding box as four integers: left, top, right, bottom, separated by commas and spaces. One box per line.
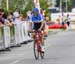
68, 0, 75, 11
1, 0, 51, 17
39, 0, 50, 17
55, 0, 60, 7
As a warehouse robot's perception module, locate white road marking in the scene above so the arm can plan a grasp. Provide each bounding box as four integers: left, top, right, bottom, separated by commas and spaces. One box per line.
9, 55, 27, 64
10, 60, 19, 64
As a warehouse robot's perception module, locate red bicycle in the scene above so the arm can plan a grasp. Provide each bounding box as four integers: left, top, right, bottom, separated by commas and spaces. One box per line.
29, 30, 44, 60
32, 30, 44, 60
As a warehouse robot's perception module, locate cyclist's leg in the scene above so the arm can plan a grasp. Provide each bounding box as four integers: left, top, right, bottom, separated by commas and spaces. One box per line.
34, 22, 45, 52
40, 30, 45, 52
32, 23, 35, 39
41, 31, 44, 45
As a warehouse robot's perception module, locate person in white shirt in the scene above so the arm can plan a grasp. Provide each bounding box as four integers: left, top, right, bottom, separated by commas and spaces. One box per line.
3, 12, 12, 51
13, 10, 21, 47
66, 14, 70, 27
13, 10, 20, 24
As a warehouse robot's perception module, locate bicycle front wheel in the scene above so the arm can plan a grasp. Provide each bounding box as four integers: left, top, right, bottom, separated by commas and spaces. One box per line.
40, 51, 44, 59
34, 41, 39, 60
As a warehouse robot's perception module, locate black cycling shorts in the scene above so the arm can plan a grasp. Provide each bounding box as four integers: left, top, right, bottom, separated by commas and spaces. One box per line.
34, 22, 41, 30
33, 22, 45, 30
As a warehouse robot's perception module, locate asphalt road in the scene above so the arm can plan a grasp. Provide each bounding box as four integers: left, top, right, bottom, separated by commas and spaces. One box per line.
0, 30, 75, 64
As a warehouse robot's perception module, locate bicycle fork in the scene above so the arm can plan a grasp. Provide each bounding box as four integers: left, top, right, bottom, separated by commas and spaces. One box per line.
35, 33, 42, 52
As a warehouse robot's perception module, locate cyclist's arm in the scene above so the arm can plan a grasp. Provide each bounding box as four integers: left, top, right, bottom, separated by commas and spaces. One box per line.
39, 14, 44, 30
40, 20, 44, 30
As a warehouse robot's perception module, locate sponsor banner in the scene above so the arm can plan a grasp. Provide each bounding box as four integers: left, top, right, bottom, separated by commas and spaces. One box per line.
70, 21, 75, 29
4, 26, 10, 48
51, 12, 75, 23
20, 22, 25, 42
14, 24, 22, 45
23, 22, 31, 41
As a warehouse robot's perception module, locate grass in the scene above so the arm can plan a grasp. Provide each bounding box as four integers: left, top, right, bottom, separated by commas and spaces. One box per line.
10, 25, 14, 37
0, 27, 4, 36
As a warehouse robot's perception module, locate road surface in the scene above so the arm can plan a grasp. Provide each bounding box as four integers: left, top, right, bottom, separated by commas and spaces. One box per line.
0, 30, 75, 64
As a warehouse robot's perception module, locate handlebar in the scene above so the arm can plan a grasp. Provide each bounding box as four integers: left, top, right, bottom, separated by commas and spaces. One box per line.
28, 30, 41, 33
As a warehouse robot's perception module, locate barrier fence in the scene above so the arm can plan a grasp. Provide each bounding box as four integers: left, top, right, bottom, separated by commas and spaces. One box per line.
70, 21, 75, 29
0, 21, 31, 50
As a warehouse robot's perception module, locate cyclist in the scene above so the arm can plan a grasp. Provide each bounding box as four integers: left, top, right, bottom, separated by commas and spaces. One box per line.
28, 8, 45, 52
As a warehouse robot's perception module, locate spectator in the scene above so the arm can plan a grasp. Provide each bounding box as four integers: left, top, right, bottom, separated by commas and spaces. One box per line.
20, 14, 24, 21
13, 10, 20, 18
66, 14, 70, 27
61, 13, 65, 26
27, 11, 32, 21
13, 10, 21, 47
56, 16, 61, 24
0, 9, 4, 27
40, 9, 46, 20
8, 12, 13, 23
2, 12, 11, 51
13, 10, 20, 24
3, 12, 12, 26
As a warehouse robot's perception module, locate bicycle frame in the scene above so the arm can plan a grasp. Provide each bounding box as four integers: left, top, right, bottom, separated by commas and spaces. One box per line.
29, 30, 44, 60
34, 31, 42, 52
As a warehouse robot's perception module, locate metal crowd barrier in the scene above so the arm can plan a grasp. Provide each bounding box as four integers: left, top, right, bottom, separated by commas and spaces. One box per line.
0, 21, 31, 50
70, 21, 75, 29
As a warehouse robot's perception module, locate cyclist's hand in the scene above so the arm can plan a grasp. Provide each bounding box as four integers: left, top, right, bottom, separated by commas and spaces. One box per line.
38, 28, 41, 31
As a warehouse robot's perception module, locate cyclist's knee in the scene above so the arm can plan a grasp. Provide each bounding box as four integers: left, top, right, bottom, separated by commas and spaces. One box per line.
41, 31, 44, 35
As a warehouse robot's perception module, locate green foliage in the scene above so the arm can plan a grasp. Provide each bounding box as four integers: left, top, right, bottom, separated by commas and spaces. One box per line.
68, 0, 75, 11
23, 0, 34, 17
1, 0, 50, 17
39, 0, 49, 17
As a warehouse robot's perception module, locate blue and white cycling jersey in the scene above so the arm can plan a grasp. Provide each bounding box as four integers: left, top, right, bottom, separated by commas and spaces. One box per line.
30, 14, 43, 23
29, 14, 43, 30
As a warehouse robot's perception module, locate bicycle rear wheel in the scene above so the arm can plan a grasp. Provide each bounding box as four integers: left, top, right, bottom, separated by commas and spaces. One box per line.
40, 52, 44, 59
34, 42, 39, 60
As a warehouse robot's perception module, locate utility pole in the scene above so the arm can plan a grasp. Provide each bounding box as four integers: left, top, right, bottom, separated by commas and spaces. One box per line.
6, 0, 9, 10
60, 0, 62, 12
60, 0, 64, 24
66, 0, 68, 12
0, 0, 1, 8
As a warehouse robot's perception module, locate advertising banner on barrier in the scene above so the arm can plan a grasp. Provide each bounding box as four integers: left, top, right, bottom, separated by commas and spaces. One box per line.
0, 20, 33, 50
51, 12, 75, 22
14, 18, 22, 45
0, 28, 4, 49
3, 26, 10, 48
23, 21, 31, 41
20, 22, 25, 42
34, 0, 40, 11
14, 24, 22, 45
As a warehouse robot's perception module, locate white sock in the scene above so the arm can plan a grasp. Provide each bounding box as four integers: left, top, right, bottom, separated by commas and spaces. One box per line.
41, 45, 45, 51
